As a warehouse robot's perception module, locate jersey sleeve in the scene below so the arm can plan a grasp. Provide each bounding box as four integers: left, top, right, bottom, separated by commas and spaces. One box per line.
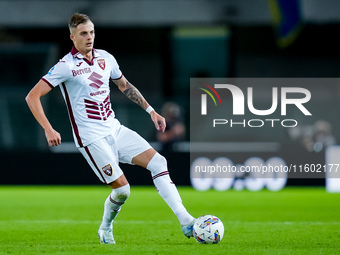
110, 55, 123, 80
42, 60, 72, 88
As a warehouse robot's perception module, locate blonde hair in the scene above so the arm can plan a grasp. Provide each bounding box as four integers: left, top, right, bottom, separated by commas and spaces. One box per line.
68, 13, 92, 32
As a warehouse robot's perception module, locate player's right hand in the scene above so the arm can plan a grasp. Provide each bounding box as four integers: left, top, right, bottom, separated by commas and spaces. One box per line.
45, 129, 61, 146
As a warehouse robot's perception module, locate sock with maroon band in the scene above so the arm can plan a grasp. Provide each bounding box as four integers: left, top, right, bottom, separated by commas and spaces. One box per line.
99, 184, 130, 230
147, 153, 194, 225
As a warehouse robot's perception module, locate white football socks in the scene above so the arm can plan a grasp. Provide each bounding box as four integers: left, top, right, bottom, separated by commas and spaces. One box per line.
147, 153, 194, 226
100, 184, 130, 230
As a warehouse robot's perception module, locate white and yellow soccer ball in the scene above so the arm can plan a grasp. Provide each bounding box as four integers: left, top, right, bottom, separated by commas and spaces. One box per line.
193, 215, 224, 244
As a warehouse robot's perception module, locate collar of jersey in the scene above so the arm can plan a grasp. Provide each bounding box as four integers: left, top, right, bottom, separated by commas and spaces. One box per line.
71, 46, 100, 65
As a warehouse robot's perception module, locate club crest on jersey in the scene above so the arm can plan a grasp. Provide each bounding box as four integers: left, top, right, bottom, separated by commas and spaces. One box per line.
98, 59, 106, 70
102, 164, 113, 176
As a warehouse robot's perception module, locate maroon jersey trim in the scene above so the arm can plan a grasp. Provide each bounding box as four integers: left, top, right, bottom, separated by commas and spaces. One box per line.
41, 78, 54, 89
61, 82, 83, 147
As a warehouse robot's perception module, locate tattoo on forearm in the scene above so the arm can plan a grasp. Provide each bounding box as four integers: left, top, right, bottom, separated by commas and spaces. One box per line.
123, 83, 148, 109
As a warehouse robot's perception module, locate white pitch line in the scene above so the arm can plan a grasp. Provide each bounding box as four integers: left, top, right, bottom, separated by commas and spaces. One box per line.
0, 220, 173, 224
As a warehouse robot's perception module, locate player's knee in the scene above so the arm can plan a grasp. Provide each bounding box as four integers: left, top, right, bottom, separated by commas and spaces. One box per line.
146, 153, 167, 175
114, 183, 130, 201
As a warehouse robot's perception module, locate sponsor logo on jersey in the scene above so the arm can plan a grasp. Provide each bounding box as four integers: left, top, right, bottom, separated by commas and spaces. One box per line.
76, 62, 83, 67
102, 164, 113, 176
72, 67, 91, 77
90, 90, 107, 97
98, 59, 106, 70
88, 72, 104, 90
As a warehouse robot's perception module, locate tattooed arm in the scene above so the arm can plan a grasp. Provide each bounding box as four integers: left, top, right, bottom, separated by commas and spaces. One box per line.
115, 77, 149, 110
113, 76, 166, 132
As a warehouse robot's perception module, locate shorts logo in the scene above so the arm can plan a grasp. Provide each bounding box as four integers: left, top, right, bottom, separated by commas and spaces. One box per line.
98, 59, 105, 70
102, 164, 113, 176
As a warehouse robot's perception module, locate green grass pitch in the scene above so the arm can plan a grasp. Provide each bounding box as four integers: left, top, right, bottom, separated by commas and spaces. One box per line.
0, 186, 339, 255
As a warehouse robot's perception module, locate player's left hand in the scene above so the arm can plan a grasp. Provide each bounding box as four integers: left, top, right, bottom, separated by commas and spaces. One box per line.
150, 111, 166, 132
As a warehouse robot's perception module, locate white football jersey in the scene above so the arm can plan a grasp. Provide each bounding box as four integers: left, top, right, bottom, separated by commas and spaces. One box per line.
42, 47, 123, 147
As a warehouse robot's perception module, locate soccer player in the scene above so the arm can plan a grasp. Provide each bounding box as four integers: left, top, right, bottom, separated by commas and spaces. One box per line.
25, 13, 195, 244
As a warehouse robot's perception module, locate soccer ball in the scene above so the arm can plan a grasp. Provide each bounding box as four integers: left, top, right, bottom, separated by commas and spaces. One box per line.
193, 215, 224, 244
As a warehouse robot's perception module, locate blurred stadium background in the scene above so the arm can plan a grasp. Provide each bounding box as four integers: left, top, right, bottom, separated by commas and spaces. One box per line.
1, 0, 340, 189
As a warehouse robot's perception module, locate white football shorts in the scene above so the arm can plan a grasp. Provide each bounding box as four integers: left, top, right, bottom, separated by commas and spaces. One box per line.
78, 119, 152, 184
